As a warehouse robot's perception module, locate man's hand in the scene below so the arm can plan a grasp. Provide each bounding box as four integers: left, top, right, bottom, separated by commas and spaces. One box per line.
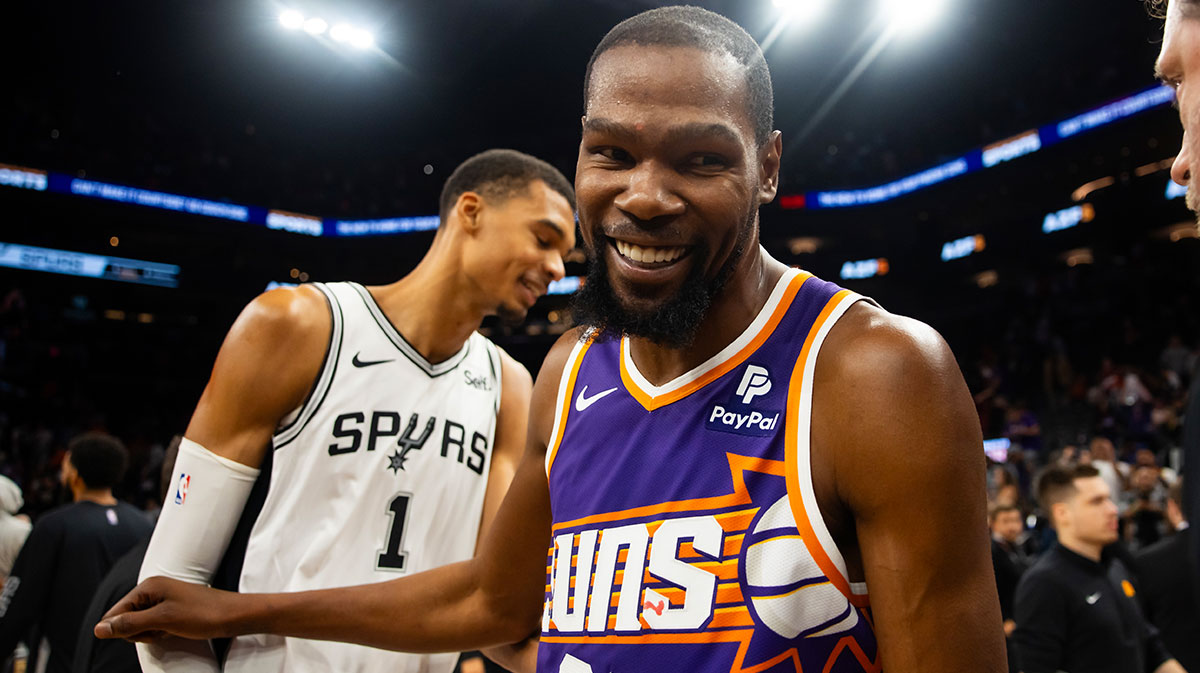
95, 576, 237, 642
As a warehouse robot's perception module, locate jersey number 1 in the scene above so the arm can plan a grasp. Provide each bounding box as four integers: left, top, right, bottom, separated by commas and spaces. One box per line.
377, 493, 412, 572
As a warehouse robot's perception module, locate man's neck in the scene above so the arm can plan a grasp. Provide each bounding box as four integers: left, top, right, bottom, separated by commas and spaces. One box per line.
1058, 534, 1103, 562
373, 259, 489, 365
629, 247, 788, 385
74, 488, 117, 506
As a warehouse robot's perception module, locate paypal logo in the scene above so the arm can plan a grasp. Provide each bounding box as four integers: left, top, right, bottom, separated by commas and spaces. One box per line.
706, 365, 780, 437
735, 365, 772, 404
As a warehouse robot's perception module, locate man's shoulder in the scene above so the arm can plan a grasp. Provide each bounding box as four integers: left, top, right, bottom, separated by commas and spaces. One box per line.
817, 302, 957, 391
1019, 549, 1069, 586
1137, 529, 1187, 565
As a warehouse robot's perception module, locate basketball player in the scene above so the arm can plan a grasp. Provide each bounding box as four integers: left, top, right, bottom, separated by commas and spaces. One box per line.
130, 149, 575, 673
1153, 0, 1200, 611
97, 8, 1005, 671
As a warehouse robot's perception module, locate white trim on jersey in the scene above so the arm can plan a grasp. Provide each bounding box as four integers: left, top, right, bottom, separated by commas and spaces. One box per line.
791, 290, 872, 596
274, 282, 344, 449
348, 282, 472, 377
620, 266, 802, 397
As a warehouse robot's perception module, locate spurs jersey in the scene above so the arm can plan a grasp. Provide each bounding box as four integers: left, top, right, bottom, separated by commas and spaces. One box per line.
539, 268, 880, 673
225, 281, 501, 673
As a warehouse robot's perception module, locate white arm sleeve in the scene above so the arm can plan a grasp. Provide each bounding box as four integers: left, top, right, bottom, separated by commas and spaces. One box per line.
136, 437, 261, 673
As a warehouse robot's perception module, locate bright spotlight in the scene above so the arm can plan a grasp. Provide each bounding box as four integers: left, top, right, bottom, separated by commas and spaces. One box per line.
330, 23, 354, 42
303, 17, 328, 35
279, 9, 304, 30
772, 0, 827, 23
880, 0, 947, 32
349, 28, 374, 49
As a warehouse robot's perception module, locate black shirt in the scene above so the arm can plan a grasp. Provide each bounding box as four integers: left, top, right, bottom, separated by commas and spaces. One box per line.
72, 538, 147, 673
992, 537, 1029, 621
1136, 529, 1200, 672
0, 501, 152, 673
1014, 543, 1172, 673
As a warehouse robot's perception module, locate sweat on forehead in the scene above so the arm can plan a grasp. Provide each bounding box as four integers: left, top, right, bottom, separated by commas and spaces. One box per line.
583, 5, 775, 146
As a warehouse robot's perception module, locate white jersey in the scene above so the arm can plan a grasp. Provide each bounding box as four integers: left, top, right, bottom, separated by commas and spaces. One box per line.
225, 281, 502, 673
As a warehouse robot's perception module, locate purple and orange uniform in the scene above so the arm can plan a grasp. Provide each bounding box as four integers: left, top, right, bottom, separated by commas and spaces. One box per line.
538, 268, 880, 673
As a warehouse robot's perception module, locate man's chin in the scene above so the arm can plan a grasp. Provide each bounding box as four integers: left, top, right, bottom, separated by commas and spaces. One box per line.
496, 304, 529, 326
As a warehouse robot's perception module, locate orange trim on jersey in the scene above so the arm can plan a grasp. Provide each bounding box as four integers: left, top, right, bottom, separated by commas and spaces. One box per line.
782, 289, 871, 609
551, 452, 784, 532
619, 272, 811, 412
545, 338, 594, 476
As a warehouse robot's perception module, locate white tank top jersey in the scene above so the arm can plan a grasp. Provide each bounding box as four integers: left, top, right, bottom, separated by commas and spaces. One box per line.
224, 281, 502, 673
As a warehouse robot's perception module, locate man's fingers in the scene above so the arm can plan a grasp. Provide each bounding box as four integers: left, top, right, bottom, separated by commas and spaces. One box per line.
95, 605, 167, 640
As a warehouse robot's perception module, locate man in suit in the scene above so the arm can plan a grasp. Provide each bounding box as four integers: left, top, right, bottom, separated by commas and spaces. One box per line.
1136, 479, 1198, 672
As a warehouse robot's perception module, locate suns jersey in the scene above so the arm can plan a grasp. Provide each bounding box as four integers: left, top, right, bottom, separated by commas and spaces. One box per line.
224, 281, 501, 673
539, 268, 880, 673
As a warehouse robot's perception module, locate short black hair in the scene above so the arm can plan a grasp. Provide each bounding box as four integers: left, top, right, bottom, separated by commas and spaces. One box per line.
1147, 0, 1166, 18
438, 149, 575, 223
67, 432, 129, 490
583, 5, 774, 146
1035, 463, 1101, 517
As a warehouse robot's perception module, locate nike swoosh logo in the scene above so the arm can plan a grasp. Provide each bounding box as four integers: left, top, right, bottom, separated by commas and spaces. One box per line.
575, 385, 618, 412
1086, 592, 1101, 605
352, 353, 395, 368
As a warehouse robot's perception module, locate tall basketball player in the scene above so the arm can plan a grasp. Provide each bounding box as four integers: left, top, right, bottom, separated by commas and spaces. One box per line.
130, 149, 575, 673
98, 8, 1005, 672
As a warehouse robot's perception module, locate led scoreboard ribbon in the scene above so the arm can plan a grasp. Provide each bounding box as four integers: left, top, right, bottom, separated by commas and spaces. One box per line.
786, 85, 1177, 210
0, 85, 1178, 233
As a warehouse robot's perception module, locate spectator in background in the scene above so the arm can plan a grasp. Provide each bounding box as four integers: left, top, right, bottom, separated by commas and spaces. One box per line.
0, 433, 152, 673
1003, 400, 1042, 453
72, 436, 181, 673
1091, 436, 1128, 500
990, 504, 1029, 673
1014, 464, 1184, 673
1125, 461, 1170, 550
0, 476, 30, 583
1161, 335, 1191, 386
1136, 479, 1198, 672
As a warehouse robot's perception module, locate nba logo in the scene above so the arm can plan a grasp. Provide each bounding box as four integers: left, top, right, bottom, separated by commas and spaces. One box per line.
175, 473, 190, 505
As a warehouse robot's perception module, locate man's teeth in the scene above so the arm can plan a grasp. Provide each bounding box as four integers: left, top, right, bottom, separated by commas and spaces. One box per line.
614, 240, 686, 264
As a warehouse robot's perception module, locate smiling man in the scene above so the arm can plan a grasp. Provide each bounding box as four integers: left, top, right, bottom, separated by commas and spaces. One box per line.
96, 8, 1004, 672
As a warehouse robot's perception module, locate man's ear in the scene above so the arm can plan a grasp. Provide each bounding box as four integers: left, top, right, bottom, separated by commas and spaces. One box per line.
758, 130, 783, 205
454, 192, 484, 233
1049, 501, 1068, 530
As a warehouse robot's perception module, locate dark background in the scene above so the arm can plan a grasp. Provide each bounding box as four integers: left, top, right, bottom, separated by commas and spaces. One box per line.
0, 0, 1196, 510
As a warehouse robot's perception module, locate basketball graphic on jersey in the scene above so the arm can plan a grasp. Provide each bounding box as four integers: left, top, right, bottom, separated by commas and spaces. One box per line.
742, 495, 858, 639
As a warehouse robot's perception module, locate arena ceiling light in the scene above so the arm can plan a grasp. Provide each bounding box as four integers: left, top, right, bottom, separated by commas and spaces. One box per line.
880, 0, 948, 33
303, 17, 328, 35
279, 9, 374, 49
278, 9, 304, 30
771, 0, 827, 25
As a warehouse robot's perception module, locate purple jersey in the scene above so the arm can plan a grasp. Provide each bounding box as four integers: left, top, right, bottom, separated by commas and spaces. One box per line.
539, 268, 879, 673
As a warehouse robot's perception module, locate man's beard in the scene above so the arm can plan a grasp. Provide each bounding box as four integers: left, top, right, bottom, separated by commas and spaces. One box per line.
570, 217, 752, 349
1187, 185, 1200, 231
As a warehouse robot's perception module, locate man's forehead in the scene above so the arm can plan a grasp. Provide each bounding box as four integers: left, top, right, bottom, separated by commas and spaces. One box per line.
585, 45, 755, 140
587, 44, 748, 104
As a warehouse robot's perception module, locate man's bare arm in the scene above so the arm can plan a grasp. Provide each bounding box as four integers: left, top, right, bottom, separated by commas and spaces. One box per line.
813, 305, 1006, 672
477, 349, 537, 672
98, 330, 583, 654
185, 285, 330, 466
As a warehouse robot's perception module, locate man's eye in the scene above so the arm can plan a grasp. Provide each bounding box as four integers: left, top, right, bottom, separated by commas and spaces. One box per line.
595, 147, 632, 162
689, 154, 727, 169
